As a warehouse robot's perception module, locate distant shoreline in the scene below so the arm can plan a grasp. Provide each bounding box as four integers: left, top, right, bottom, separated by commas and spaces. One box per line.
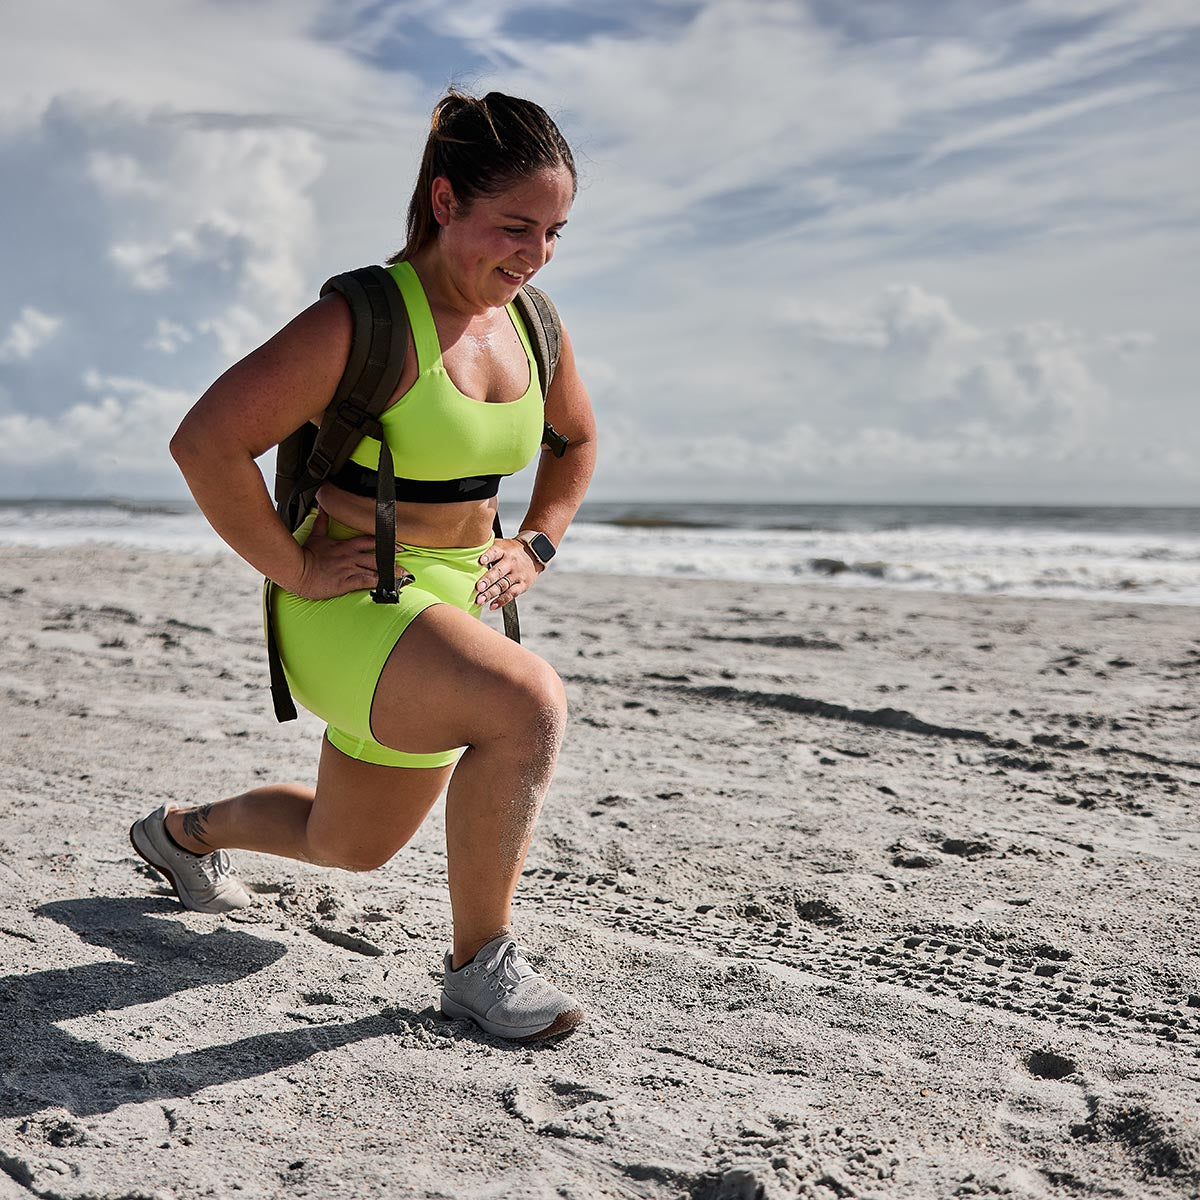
2, 496, 1198, 518
3, 498, 1198, 604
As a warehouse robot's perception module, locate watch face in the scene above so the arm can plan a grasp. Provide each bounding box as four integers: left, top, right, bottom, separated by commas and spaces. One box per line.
530, 532, 556, 562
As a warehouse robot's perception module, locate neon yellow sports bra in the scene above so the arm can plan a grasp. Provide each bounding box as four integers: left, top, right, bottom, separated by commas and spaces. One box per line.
340, 261, 544, 500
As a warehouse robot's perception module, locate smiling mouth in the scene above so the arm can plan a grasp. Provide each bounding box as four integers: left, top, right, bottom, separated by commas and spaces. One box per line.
497, 267, 524, 281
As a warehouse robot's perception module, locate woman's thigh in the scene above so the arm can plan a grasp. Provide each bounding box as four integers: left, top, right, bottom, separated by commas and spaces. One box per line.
369, 602, 565, 755
306, 735, 455, 871
272, 524, 501, 766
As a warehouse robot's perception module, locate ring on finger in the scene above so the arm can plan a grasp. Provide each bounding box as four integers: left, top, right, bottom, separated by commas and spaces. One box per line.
497, 575, 511, 592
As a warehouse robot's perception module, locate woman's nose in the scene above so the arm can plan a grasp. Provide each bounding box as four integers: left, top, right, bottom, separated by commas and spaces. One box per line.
530, 235, 554, 270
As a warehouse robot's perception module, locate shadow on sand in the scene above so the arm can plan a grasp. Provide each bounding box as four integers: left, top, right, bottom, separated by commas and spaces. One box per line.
0, 896, 405, 1118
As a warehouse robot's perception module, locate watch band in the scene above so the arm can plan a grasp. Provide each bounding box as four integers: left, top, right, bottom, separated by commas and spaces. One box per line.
516, 529, 556, 565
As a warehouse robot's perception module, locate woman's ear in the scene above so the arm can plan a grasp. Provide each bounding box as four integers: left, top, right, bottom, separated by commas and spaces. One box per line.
430, 175, 457, 227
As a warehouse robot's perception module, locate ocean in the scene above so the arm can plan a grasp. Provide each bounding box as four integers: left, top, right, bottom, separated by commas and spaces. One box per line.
2, 499, 1198, 606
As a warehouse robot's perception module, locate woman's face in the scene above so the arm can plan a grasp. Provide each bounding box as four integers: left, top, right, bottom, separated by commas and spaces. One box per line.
433, 165, 574, 309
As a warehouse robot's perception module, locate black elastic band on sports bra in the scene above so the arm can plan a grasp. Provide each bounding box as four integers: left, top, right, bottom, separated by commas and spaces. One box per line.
330, 460, 503, 503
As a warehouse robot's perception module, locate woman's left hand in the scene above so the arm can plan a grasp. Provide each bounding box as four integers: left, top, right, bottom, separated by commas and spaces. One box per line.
476, 538, 543, 610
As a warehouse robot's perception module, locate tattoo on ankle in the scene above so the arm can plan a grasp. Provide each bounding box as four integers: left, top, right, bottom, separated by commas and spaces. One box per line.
181, 804, 215, 849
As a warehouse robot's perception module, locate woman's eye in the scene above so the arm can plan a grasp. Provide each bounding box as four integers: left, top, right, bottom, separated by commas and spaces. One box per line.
503, 226, 563, 240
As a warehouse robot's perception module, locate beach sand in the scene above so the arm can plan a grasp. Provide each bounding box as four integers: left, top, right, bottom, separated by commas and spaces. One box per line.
0, 546, 1197, 1199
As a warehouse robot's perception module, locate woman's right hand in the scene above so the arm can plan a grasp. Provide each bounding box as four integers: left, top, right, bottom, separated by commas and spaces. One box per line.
290, 507, 379, 600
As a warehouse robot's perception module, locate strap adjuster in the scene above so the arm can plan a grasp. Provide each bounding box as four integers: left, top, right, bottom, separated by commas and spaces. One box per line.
542, 421, 569, 459
370, 568, 415, 604
335, 401, 372, 431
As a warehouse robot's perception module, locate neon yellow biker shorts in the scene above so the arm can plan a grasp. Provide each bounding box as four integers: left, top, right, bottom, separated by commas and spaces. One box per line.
266, 510, 490, 768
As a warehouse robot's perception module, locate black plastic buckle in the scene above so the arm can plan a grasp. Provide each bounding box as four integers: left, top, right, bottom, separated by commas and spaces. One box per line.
542, 421, 569, 459
370, 568, 415, 604
336, 400, 372, 431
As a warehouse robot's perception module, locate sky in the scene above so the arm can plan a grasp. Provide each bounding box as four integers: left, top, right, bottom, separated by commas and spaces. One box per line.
1, 0, 1198, 505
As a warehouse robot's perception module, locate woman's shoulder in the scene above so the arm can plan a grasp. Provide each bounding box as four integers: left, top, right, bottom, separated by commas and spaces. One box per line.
298, 290, 356, 348
222, 292, 355, 419
256, 292, 355, 372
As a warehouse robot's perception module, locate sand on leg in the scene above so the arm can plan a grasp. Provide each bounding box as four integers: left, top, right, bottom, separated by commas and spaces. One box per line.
161, 598, 567, 964
367, 603, 568, 969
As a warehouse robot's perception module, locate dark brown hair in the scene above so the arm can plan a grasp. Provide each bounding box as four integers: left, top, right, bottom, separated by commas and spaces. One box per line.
388, 90, 576, 264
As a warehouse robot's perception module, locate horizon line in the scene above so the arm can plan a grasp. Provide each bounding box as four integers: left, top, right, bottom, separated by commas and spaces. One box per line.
1, 496, 1198, 511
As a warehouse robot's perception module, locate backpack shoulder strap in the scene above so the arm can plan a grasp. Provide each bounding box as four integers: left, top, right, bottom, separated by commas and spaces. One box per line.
514, 284, 569, 459
267, 265, 411, 723
514, 284, 561, 392
311, 265, 412, 606
307, 265, 410, 483
276, 265, 409, 529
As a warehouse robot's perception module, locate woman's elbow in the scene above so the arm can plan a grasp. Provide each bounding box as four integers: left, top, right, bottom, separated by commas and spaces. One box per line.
169, 409, 240, 480
568, 423, 598, 458
169, 418, 206, 472
169, 424, 192, 466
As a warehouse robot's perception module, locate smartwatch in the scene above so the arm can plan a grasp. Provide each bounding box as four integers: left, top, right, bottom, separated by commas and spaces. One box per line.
516, 529, 557, 566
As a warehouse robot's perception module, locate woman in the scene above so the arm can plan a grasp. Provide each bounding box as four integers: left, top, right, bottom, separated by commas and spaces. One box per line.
129, 91, 596, 1043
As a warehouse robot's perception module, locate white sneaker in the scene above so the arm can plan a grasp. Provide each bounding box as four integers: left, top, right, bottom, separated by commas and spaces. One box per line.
441, 934, 584, 1042
130, 804, 252, 914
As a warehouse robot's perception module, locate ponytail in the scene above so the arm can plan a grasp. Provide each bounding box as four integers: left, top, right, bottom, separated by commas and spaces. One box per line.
389, 90, 576, 264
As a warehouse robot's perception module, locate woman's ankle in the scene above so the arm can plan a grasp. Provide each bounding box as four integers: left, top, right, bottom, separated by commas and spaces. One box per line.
164, 805, 217, 855
451, 924, 513, 971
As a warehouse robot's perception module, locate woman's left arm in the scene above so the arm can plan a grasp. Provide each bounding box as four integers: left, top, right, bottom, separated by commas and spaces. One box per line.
476, 322, 597, 607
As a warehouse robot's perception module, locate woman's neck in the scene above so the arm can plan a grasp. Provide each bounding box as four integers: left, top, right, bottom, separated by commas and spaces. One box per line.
406, 247, 492, 321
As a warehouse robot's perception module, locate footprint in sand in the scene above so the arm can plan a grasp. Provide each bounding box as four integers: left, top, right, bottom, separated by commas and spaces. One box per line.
502, 1078, 619, 1142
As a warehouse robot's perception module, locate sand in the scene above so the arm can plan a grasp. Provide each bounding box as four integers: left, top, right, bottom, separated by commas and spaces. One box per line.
0, 545, 1198, 1200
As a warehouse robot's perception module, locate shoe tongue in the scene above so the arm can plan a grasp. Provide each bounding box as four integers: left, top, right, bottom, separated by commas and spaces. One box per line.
474, 933, 516, 962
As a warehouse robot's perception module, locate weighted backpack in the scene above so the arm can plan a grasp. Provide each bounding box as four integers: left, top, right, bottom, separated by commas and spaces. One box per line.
265, 263, 568, 722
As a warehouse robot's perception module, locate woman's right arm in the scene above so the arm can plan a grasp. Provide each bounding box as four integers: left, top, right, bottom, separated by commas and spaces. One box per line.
170, 294, 379, 599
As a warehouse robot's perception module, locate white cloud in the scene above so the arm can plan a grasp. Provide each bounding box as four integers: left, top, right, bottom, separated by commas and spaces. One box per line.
580, 278, 1178, 500
920, 82, 1169, 166
789, 286, 1110, 437
87, 150, 161, 198
787, 284, 979, 353
0, 307, 62, 364
146, 318, 193, 354
0, 0, 420, 135
1103, 331, 1155, 358
95, 117, 326, 346
0, 370, 191, 488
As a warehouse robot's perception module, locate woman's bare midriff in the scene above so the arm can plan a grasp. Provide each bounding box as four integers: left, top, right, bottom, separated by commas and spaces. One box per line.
315, 481, 496, 549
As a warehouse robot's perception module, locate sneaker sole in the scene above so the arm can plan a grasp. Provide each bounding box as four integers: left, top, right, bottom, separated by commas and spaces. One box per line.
440, 995, 585, 1043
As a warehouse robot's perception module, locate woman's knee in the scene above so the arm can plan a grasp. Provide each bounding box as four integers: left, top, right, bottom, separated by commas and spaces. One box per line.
497, 657, 567, 742
339, 851, 399, 874
303, 824, 414, 873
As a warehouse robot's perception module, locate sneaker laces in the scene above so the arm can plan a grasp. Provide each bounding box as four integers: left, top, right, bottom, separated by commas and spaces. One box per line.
191, 848, 233, 887
480, 939, 535, 993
